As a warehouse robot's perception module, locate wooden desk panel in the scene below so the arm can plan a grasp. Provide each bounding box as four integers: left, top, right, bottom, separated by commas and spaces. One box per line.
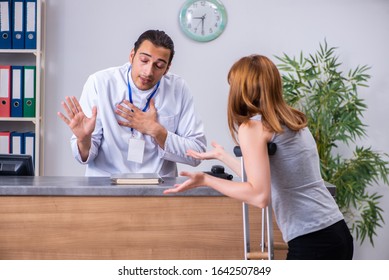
0, 196, 287, 260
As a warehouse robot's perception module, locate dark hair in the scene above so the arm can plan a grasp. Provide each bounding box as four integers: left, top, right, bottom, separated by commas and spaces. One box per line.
134, 30, 175, 65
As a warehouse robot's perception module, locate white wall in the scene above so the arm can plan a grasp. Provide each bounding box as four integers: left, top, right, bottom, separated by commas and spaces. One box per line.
43, 0, 389, 259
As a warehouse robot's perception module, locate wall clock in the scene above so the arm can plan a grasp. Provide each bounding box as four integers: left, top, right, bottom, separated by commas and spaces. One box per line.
179, 0, 228, 42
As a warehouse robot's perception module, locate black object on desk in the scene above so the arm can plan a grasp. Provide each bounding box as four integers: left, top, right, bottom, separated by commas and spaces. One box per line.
205, 165, 233, 180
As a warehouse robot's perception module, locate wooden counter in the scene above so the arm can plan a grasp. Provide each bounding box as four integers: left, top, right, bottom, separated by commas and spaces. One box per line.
0, 176, 288, 260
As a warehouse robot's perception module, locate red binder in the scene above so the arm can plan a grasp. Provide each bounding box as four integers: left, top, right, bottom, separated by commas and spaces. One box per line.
0, 65, 11, 117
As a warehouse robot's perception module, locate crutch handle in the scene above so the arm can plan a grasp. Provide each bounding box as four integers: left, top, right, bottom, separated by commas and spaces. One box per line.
233, 146, 242, 157
234, 143, 277, 157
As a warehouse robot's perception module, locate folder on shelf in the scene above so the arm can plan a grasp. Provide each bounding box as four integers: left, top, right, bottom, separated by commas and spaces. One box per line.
0, 131, 11, 153
0, 0, 12, 49
12, 0, 25, 49
23, 65, 35, 117
23, 131, 35, 165
11, 65, 23, 117
10, 131, 24, 154
0, 65, 11, 117
24, 0, 36, 49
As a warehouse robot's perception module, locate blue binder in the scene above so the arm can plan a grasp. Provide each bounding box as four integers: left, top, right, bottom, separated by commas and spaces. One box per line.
12, 0, 25, 49
24, 0, 36, 49
0, 0, 12, 49
10, 131, 25, 154
11, 65, 24, 117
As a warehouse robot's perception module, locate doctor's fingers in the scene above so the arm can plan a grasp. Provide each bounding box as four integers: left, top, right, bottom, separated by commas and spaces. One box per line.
117, 120, 134, 129
115, 106, 133, 121
120, 100, 139, 113
64, 96, 83, 114
61, 101, 86, 122
117, 102, 136, 115
60, 100, 76, 119
57, 108, 87, 128
57, 111, 71, 125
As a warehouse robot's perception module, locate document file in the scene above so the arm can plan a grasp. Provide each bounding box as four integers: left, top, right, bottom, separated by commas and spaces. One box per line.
0, 0, 12, 49
11, 65, 23, 117
12, 0, 25, 49
10, 131, 24, 154
23, 131, 34, 165
0, 131, 10, 153
0, 65, 11, 117
24, 0, 36, 49
23, 65, 35, 117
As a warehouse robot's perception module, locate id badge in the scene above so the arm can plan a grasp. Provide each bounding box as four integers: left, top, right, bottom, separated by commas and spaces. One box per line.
127, 136, 145, 163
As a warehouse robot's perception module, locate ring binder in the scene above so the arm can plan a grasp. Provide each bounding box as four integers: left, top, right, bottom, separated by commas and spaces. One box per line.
24, 0, 36, 49
0, 65, 11, 117
11, 65, 24, 117
12, 0, 26, 49
0, 0, 12, 49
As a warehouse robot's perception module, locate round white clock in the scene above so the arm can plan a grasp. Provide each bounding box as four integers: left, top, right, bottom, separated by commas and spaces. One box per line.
179, 0, 228, 42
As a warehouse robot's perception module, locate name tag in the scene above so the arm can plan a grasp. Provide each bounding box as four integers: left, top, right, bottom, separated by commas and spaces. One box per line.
127, 137, 145, 163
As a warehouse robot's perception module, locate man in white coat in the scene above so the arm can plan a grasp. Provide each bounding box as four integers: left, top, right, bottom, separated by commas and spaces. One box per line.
58, 30, 207, 177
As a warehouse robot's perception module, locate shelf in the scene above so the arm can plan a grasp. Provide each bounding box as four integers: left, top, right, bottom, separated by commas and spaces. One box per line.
0, 49, 37, 54
0, 117, 38, 122
0, 0, 45, 175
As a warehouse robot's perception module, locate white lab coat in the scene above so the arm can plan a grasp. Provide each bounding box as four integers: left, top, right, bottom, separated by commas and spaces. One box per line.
71, 63, 207, 177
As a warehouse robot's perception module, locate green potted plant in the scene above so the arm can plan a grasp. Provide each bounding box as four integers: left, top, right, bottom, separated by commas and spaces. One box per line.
275, 40, 389, 245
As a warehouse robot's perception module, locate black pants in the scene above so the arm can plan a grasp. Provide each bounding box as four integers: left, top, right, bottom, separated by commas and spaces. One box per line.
286, 220, 353, 260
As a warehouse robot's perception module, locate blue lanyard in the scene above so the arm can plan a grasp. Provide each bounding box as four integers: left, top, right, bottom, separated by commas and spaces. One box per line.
127, 66, 160, 112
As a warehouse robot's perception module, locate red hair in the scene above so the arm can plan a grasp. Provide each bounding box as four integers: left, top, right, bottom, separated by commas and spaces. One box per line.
227, 55, 307, 143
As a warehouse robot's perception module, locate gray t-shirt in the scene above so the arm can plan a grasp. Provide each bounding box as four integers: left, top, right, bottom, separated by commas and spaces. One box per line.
251, 115, 344, 242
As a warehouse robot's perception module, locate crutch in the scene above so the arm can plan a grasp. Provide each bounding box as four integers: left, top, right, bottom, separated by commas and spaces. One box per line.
233, 143, 276, 260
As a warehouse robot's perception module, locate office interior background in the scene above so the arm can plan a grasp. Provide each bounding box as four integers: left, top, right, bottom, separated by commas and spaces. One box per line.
41, 0, 389, 259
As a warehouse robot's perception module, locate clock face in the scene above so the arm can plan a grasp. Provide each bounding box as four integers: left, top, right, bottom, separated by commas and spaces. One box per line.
179, 0, 227, 42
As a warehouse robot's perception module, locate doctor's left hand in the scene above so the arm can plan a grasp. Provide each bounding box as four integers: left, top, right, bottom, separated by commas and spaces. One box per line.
116, 99, 158, 133
116, 99, 167, 146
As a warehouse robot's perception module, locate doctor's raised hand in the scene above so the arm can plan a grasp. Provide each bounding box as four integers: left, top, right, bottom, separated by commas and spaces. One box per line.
57, 95, 97, 161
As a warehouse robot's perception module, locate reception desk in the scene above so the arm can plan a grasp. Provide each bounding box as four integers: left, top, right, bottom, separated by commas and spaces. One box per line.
0, 176, 292, 260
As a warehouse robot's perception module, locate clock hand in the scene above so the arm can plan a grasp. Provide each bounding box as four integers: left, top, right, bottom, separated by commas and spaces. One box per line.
201, 14, 206, 35
193, 14, 206, 20
195, 19, 203, 30
193, 14, 207, 34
